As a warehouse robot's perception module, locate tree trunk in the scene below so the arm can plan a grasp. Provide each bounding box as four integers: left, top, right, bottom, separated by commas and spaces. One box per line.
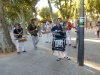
30, 8, 34, 18
59, 0, 64, 19
47, 0, 54, 24
0, 0, 16, 53
20, 6, 28, 34
10, 19, 15, 30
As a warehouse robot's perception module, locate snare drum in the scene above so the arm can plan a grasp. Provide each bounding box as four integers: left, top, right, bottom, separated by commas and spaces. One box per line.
18, 38, 27, 42
42, 31, 51, 34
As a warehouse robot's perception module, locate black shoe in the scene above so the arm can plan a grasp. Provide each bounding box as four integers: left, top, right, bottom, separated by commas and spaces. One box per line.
57, 58, 61, 61
23, 50, 27, 52
34, 47, 37, 50
64, 57, 70, 60
69, 44, 71, 46
35, 46, 37, 50
72, 46, 77, 48
45, 41, 48, 43
18, 52, 20, 54
67, 57, 70, 60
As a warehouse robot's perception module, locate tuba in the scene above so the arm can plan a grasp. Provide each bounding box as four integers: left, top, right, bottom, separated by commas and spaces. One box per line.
62, 21, 68, 32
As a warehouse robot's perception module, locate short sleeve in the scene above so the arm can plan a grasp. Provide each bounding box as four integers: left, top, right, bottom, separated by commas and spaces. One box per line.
13, 29, 16, 34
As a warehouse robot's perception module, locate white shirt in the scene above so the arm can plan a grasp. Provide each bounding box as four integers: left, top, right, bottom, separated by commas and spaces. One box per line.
45, 24, 52, 31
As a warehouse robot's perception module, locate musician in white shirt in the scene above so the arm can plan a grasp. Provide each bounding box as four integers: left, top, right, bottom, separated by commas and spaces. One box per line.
45, 21, 52, 43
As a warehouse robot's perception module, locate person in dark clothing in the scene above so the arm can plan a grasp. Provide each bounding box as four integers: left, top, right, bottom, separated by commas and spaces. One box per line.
96, 21, 100, 38
51, 24, 62, 31
51, 18, 70, 61
13, 23, 26, 54
51, 18, 62, 31
27, 19, 39, 50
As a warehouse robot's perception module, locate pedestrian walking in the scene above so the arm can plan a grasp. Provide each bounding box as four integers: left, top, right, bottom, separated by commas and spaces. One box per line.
72, 20, 79, 48
27, 19, 39, 50
13, 23, 26, 54
38, 26, 42, 37
96, 21, 100, 38
51, 18, 70, 61
44, 21, 52, 43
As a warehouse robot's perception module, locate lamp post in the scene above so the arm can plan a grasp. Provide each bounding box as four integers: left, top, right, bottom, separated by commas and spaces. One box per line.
78, 0, 84, 66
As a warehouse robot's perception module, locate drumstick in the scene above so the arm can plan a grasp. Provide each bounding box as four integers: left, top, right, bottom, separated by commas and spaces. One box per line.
19, 30, 23, 34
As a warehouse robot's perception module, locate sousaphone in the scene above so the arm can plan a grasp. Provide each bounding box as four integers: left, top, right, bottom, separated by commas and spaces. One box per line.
62, 21, 68, 32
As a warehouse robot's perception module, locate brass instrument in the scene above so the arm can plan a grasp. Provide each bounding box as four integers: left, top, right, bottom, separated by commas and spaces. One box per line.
32, 28, 38, 34
62, 21, 68, 32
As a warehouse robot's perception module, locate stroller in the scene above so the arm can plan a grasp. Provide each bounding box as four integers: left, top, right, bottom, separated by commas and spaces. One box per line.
52, 31, 66, 53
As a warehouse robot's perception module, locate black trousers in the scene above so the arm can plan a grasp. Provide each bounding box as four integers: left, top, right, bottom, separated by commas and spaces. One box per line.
97, 31, 100, 38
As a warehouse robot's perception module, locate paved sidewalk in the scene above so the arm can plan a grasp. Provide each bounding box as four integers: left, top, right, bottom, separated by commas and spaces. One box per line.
0, 29, 100, 75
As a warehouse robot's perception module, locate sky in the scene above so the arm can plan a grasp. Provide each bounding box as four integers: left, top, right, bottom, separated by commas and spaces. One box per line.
36, 0, 58, 12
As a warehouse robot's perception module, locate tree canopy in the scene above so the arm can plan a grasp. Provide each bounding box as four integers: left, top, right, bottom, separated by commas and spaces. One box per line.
3, 0, 39, 27
51, 0, 100, 22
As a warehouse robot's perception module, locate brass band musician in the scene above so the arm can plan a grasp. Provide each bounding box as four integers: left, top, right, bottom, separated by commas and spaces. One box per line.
27, 19, 39, 50
13, 23, 26, 54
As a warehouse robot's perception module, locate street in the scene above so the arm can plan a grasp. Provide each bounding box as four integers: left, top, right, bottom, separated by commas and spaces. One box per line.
0, 29, 100, 75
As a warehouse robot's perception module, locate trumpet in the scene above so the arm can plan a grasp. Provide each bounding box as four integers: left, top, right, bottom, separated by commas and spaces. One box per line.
33, 28, 38, 34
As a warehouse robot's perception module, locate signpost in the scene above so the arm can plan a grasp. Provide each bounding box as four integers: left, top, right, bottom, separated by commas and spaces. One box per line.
77, 0, 84, 66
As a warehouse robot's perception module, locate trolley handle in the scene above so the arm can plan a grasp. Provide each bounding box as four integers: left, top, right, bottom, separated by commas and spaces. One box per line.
52, 30, 63, 33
